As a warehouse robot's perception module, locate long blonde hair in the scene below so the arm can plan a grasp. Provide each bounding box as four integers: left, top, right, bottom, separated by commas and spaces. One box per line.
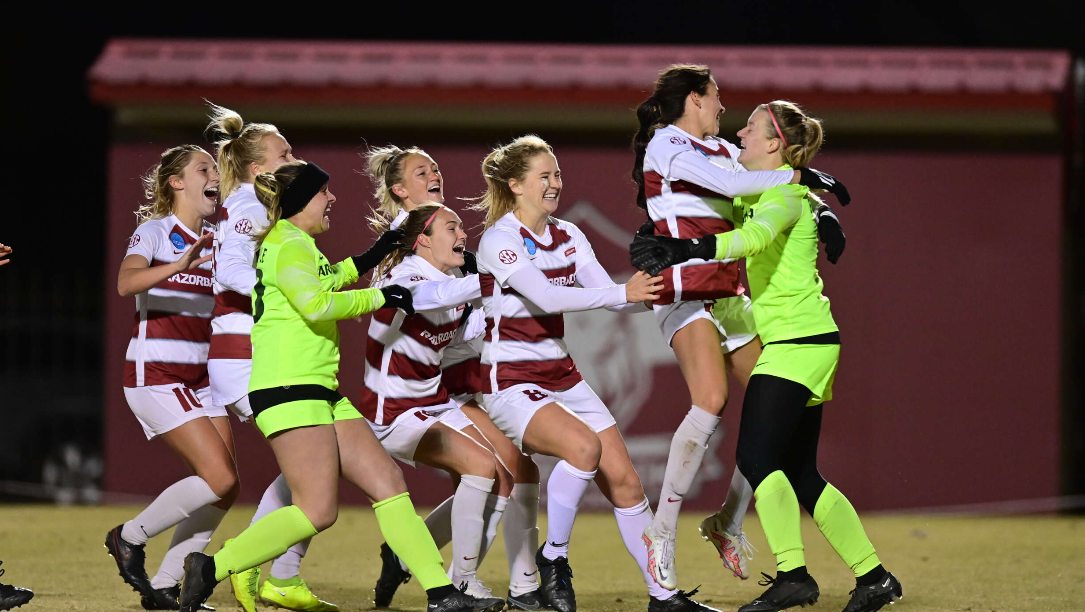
135, 145, 207, 225
364, 144, 429, 233
760, 100, 824, 169
205, 102, 283, 198
251, 161, 308, 246
468, 135, 553, 228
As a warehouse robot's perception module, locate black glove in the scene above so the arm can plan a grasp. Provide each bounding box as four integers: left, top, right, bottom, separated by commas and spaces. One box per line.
797, 167, 851, 206
635, 220, 656, 237
352, 228, 406, 274
379, 283, 415, 316
629, 234, 715, 276
459, 250, 478, 275
815, 207, 846, 264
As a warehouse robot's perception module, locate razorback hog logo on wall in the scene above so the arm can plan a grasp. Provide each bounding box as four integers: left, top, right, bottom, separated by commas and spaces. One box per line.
498, 249, 517, 264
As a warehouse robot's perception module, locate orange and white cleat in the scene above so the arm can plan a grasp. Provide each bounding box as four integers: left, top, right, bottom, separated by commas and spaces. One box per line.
699, 513, 756, 580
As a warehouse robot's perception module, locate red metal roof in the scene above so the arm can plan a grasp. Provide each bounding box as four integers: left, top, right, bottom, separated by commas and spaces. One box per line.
89, 39, 1071, 111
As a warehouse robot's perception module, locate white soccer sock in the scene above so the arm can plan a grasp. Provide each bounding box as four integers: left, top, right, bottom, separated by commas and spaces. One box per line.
505, 483, 540, 597
654, 406, 720, 537
150, 504, 227, 589
476, 494, 508, 567
614, 498, 677, 600
717, 467, 754, 534
425, 495, 456, 549
448, 475, 496, 584
121, 476, 221, 545
541, 460, 596, 561
252, 473, 313, 579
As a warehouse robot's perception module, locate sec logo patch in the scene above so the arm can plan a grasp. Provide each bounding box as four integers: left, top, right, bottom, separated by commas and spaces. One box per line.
498, 249, 517, 264
234, 219, 253, 235
128, 234, 140, 248
669, 136, 688, 145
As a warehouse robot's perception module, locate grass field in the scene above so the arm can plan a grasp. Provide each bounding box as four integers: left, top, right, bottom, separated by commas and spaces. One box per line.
1, 505, 1082, 612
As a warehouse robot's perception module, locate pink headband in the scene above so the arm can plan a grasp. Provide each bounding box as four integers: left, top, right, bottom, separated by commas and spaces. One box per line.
413, 206, 447, 250
766, 105, 789, 148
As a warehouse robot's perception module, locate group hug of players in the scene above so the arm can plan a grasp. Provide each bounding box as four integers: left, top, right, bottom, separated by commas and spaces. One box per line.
105, 64, 904, 612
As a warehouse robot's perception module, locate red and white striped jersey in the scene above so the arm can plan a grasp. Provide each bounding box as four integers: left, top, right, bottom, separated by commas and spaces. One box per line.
361, 255, 484, 425
644, 125, 749, 305
477, 213, 620, 393
209, 184, 267, 360
123, 215, 214, 388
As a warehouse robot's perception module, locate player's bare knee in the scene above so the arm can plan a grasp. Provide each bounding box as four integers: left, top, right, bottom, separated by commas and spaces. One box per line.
308, 505, 338, 532
463, 447, 498, 480
566, 433, 602, 471
694, 390, 727, 415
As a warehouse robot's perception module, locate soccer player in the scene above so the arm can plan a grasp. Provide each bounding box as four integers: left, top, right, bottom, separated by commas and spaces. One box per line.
631, 101, 902, 612
204, 103, 338, 612
365, 146, 544, 611
364, 204, 510, 604
177, 160, 499, 612
0, 561, 33, 610
108, 145, 235, 610
631, 64, 849, 589
472, 135, 719, 612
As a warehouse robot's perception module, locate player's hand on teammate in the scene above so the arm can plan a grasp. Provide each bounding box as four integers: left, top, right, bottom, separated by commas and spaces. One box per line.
380, 283, 415, 316
354, 228, 406, 273
173, 233, 214, 273
815, 207, 846, 264
624, 270, 664, 304
797, 167, 850, 206
0, 243, 12, 267
459, 250, 478, 275
630, 233, 715, 276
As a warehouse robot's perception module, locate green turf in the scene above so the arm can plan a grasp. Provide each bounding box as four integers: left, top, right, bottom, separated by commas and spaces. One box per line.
1, 504, 1082, 611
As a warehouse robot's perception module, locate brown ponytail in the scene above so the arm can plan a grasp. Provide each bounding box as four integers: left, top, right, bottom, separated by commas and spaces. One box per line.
372, 203, 444, 283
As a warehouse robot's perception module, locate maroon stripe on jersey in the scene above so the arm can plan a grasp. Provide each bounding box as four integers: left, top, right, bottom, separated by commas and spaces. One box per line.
480, 357, 582, 393
671, 179, 728, 200
645, 171, 665, 199
486, 315, 565, 343
213, 290, 252, 317
366, 337, 442, 380
358, 384, 450, 424
207, 334, 252, 359
519, 226, 572, 251
654, 262, 744, 306
480, 274, 496, 297
373, 310, 461, 351
652, 217, 735, 240
372, 309, 397, 326
124, 362, 209, 388
689, 139, 731, 158
442, 358, 481, 396
132, 311, 212, 343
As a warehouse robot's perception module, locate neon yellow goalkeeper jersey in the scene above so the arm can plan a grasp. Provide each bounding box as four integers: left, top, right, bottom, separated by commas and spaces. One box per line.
719, 165, 838, 344
249, 219, 385, 391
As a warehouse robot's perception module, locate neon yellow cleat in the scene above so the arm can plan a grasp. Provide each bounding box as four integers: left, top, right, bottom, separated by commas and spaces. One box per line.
224, 538, 261, 612
259, 579, 339, 612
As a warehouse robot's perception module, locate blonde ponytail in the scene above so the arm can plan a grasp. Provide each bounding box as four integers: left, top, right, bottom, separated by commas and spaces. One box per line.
467, 135, 552, 228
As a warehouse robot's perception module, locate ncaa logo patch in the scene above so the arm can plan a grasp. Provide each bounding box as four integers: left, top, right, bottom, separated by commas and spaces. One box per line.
234, 219, 253, 235
670, 136, 688, 145
128, 234, 140, 248
524, 237, 537, 256
170, 232, 186, 250
498, 249, 517, 264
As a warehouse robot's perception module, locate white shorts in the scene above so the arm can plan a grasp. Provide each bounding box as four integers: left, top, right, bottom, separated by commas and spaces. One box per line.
451, 392, 484, 408
124, 384, 223, 440
654, 296, 757, 354
208, 358, 251, 408
369, 403, 474, 467
481, 380, 617, 451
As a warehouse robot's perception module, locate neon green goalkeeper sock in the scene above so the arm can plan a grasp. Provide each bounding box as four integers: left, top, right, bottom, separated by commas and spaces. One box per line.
213, 505, 317, 582
374, 492, 452, 590
813, 484, 880, 577
754, 471, 806, 572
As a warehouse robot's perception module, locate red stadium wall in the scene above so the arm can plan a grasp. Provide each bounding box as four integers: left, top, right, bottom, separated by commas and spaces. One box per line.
102, 142, 1063, 511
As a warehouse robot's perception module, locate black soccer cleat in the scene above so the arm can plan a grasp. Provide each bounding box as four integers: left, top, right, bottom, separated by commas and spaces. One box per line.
427, 584, 506, 612
535, 546, 575, 612
0, 583, 34, 611
374, 542, 412, 607
841, 572, 902, 612
738, 572, 820, 612
178, 552, 219, 612
507, 588, 548, 611
140, 584, 216, 610
648, 586, 722, 612
105, 524, 155, 599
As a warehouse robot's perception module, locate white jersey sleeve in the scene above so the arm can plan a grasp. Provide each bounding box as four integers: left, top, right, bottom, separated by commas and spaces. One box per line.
477, 228, 536, 285
646, 131, 793, 198
215, 203, 266, 295
409, 275, 482, 312
125, 222, 162, 264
